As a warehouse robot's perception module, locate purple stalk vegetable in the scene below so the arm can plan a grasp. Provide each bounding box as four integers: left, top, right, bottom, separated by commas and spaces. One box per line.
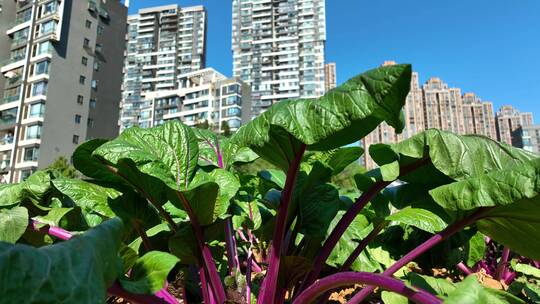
299, 158, 431, 293
341, 222, 387, 272
495, 247, 511, 281
456, 262, 473, 276
257, 143, 307, 304
224, 218, 240, 275
176, 192, 226, 302
30, 220, 179, 304
292, 272, 442, 304
349, 207, 492, 304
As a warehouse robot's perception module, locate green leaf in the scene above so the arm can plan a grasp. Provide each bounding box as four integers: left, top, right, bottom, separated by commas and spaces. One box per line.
407, 272, 456, 297
94, 121, 199, 191
0, 171, 52, 208
120, 251, 179, 294
178, 181, 221, 226
194, 128, 258, 169
33, 207, 74, 227
72, 139, 122, 182
53, 179, 119, 222
445, 276, 525, 304
326, 212, 381, 272
258, 169, 286, 189
0, 207, 28, 243
466, 232, 486, 268
514, 263, 540, 279
232, 64, 412, 171
327, 147, 364, 175
108, 190, 161, 230
0, 184, 23, 207
0, 218, 124, 303
297, 183, 342, 237
386, 207, 447, 234
381, 291, 408, 304
376, 129, 538, 185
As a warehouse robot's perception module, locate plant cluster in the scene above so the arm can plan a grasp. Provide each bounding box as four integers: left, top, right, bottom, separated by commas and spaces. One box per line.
1, 64, 540, 304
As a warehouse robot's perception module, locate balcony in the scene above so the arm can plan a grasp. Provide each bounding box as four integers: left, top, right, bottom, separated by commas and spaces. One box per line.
1, 95, 21, 105
88, 0, 98, 12
0, 159, 11, 174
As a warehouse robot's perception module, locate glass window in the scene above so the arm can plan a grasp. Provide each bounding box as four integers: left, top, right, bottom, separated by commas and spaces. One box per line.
26, 125, 42, 139
23, 147, 39, 162
74, 115, 81, 124
83, 38, 90, 47
29, 103, 45, 118
79, 76, 86, 84
89, 99, 96, 108
42, 1, 58, 16
97, 25, 104, 35
20, 169, 35, 181
34, 61, 49, 75
82, 56, 88, 66
91, 80, 98, 89
72, 135, 79, 144
36, 41, 52, 55
85, 20, 92, 29
32, 81, 47, 96
77, 95, 84, 105
40, 20, 56, 35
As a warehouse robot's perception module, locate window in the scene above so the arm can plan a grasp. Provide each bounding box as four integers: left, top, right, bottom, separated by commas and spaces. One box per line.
91, 80, 98, 90
32, 81, 47, 96
95, 43, 103, 53
93, 61, 100, 71
83, 38, 90, 47
85, 20, 92, 29
87, 118, 94, 128
34, 61, 49, 75
28, 103, 45, 118
81, 56, 88, 66
72, 135, 79, 144
77, 95, 84, 105
39, 20, 56, 35
42, 1, 57, 16
89, 99, 96, 108
23, 147, 39, 162
36, 41, 52, 56
26, 125, 42, 139
97, 25, 104, 35
74, 114, 81, 124
20, 169, 35, 181
79, 76, 86, 85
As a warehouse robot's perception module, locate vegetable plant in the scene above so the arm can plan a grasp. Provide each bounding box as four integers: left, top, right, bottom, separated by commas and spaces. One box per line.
1, 64, 540, 304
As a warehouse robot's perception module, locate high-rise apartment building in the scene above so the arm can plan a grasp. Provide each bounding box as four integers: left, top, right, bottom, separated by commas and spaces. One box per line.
232, 0, 326, 117
361, 62, 521, 168
422, 77, 465, 134
324, 62, 336, 92
462, 92, 497, 139
521, 125, 540, 153
0, 0, 127, 183
120, 4, 206, 131
136, 68, 251, 133
495, 105, 533, 147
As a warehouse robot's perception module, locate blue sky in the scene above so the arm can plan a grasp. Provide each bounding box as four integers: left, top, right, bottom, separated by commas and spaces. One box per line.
128, 0, 540, 119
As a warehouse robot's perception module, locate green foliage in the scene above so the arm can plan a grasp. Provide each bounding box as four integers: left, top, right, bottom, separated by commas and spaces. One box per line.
1, 65, 539, 304
47, 156, 79, 179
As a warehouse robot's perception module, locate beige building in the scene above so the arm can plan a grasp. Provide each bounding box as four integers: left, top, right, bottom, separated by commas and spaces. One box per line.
361, 62, 528, 168
324, 62, 337, 92
462, 93, 497, 139
495, 105, 533, 146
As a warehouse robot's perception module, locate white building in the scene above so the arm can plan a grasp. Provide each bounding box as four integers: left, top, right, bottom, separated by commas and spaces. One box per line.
138, 68, 251, 133
232, 0, 326, 117
120, 4, 206, 131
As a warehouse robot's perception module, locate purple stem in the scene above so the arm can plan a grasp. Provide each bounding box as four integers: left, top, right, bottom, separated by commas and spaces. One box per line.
341, 222, 386, 272
224, 218, 240, 275
292, 272, 442, 304
176, 192, 226, 302
299, 158, 431, 293
457, 262, 473, 276
30, 220, 178, 304
199, 267, 214, 304
257, 143, 307, 304
495, 247, 511, 281
349, 207, 492, 304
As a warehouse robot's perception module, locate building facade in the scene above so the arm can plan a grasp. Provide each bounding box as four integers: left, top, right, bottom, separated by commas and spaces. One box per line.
137, 68, 251, 133
324, 62, 336, 92
461, 92, 497, 139
521, 125, 540, 154
495, 105, 533, 147
361, 62, 524, 168
232, 0, 326, 117
0, 0, 127, 182
120, 4, 206, 131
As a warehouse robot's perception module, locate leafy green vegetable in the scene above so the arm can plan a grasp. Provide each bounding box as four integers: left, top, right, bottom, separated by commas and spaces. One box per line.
0, 206, 28, 243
